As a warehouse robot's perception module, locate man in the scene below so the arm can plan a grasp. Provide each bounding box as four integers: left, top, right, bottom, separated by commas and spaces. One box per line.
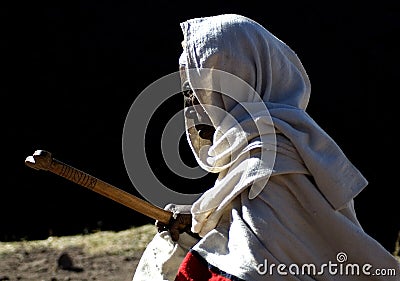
133, 14, 400, 281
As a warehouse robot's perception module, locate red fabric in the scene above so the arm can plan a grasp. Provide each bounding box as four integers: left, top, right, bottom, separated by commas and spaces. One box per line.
174, 251, 239, 281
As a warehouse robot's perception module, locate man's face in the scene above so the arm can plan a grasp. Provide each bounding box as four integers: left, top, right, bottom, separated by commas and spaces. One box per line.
179, 65, 215, 141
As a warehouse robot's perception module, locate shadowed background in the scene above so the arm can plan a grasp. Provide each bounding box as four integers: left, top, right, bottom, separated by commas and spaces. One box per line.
2, 1, 399, 253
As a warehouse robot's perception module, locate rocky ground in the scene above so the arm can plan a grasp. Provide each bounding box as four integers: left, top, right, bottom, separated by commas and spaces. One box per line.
1, 225, 399, 281
0, 224, 157, 281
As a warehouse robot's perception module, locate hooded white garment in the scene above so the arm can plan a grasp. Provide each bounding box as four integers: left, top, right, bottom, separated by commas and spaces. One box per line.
179, 14, 368, 237
132, 14, 400, 281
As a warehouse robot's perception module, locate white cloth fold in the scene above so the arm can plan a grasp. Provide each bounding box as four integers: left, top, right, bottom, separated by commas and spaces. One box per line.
132, 14, 400, 281
132, 231, 198, 281
180, 14, 368, 237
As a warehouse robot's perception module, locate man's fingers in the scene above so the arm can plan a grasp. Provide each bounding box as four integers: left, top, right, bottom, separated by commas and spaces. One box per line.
156, 214, 192, 241
155, 220, 168, 233
169, 225, 181, 242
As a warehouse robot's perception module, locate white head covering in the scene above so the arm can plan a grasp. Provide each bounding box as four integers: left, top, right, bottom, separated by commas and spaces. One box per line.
179, 14, 368, 236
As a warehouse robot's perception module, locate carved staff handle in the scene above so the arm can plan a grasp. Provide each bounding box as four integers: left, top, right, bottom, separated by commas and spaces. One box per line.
25, 149, 173, 225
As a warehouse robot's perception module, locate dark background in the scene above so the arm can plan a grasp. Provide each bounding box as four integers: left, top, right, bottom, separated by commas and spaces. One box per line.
2, 1, 399, 253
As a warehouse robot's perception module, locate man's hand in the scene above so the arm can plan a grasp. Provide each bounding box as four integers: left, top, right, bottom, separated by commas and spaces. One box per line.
155, 204, 196, 242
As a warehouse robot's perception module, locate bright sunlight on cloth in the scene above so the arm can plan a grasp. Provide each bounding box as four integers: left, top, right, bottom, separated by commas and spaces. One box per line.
133, 14, 400, 281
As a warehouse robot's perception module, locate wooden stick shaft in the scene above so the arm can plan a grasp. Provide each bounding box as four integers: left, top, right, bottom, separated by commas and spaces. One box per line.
26, 150, 172, 225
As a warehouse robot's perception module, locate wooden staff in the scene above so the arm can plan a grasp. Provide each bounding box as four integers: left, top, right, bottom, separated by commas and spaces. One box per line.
25, 149, 173, 225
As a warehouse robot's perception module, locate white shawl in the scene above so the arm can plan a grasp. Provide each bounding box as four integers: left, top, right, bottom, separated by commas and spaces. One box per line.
180, 14, 368, 237
132, 14, 400, 281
